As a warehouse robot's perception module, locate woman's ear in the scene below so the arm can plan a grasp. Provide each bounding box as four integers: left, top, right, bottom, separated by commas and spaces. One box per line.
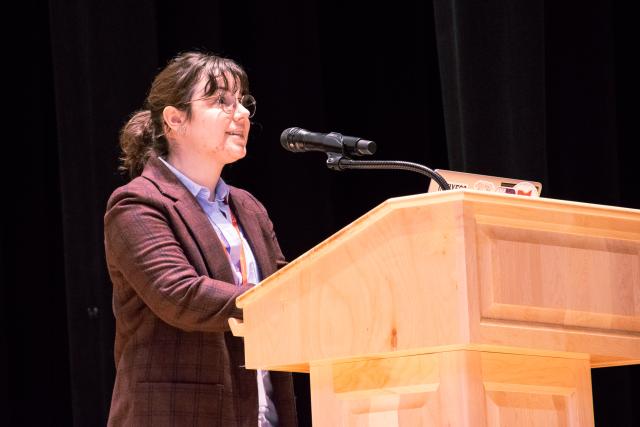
162, 106, 186, 135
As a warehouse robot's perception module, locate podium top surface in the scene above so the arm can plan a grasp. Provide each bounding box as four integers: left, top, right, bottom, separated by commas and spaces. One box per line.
237, 189, 639, 308
234, 189, 639, 369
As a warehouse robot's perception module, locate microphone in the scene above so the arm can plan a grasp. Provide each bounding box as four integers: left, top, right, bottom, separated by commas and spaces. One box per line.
280, 127, 376, 156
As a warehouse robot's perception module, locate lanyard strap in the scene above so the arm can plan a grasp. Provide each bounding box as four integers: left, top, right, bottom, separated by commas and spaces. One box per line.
228, 209, 248, 285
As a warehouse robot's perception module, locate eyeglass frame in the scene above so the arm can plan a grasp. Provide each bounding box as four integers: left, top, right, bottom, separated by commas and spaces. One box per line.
182, 90, 257, 118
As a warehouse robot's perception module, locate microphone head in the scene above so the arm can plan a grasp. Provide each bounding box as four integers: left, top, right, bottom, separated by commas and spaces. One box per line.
280, 127, 304, 152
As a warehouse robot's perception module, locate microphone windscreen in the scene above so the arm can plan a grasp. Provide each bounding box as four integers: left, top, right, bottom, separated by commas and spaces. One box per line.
280, 127, 307, 152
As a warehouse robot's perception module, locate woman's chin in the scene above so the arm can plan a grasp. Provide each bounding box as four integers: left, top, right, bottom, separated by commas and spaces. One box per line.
224, 147, 247, 164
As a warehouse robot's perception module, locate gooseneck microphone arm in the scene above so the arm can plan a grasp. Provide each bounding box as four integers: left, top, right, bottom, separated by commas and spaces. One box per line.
280, 127, 450, 191
326, 153, 451, 191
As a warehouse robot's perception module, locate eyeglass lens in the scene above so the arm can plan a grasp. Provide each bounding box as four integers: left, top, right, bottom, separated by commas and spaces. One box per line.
221, 92, 256, 118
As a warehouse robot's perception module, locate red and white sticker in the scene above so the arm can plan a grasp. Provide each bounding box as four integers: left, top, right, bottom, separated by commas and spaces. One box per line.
513, 181, 539, 197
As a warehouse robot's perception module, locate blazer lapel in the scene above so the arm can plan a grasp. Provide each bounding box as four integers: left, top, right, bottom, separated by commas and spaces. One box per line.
173, 199, 235, 282
229, 189, 274, 280
142, 157, 235, 282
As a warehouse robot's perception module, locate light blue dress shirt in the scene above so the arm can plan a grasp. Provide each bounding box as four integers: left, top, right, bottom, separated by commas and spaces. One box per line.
159, 157, 278, 426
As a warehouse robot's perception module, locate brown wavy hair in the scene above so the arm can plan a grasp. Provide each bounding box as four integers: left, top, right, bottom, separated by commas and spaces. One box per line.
119, 51, 249, 178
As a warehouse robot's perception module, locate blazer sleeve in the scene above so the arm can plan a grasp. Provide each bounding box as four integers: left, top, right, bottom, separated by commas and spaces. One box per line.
104, 187, 251, 333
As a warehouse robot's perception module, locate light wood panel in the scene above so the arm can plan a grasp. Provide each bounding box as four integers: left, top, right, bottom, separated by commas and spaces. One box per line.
309, 350, 593, 426
236, 190, 640, 370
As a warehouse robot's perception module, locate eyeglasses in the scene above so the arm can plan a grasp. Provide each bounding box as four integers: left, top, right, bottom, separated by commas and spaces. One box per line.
186, 91, 257, 118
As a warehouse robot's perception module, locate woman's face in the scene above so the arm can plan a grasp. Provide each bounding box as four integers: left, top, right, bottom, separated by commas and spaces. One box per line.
181, 75, 251, 166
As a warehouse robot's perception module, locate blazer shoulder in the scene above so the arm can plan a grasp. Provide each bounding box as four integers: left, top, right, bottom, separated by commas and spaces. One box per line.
106, 176, 164, 211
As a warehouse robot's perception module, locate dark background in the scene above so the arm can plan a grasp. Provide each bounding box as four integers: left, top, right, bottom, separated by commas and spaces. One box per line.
5, 0, 639, 425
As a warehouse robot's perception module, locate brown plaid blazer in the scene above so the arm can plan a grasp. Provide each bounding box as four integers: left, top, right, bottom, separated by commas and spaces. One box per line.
104, 157, 297, 426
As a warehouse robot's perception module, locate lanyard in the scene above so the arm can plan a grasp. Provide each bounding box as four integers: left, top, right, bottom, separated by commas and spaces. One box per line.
228, 209, 248, 286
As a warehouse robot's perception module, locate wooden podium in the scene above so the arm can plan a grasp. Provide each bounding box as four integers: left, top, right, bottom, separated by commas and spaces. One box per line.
229, 190, 640, 426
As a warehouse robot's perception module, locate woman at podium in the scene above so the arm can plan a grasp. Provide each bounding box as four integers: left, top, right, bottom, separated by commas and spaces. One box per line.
103, 51, 296, 426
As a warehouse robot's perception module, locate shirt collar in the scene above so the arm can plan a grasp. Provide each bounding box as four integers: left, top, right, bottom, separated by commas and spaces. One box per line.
158, 157, 229, 203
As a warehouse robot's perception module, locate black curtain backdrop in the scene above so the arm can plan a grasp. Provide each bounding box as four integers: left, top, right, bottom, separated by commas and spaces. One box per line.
7, 0, 639, 425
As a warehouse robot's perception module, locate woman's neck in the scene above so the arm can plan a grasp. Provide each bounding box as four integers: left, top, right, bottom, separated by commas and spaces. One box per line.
167, 151, 223, 197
